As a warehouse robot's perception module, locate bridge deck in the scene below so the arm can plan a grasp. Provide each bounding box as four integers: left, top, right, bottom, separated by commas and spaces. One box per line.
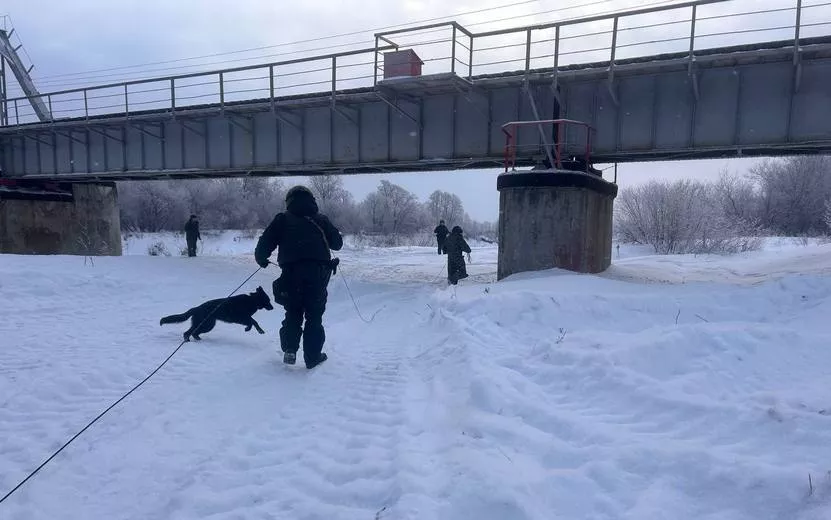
1, 0, 830, 180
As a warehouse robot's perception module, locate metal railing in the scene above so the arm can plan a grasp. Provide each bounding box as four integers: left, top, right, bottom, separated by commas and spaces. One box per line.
502, 119, 595, 173
1, 0, 829, 126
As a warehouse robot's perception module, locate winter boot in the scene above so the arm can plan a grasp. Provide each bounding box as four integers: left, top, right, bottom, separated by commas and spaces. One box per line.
306, 352, 328, 370
283, 352, 297, 365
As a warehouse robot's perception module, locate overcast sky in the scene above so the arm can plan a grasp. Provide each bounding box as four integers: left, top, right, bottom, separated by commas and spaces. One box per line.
2, 0, 823, 221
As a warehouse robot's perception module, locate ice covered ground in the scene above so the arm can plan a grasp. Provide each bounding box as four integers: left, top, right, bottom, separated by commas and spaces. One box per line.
1, 237, 831, 519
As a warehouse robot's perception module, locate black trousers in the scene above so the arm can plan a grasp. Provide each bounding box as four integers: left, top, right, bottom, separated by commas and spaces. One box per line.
437, 238, 446, 255
186, 238, 197, 257
278, 262, 331, 365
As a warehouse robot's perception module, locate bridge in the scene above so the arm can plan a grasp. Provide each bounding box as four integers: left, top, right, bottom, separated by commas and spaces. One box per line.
0, 0, 829, 182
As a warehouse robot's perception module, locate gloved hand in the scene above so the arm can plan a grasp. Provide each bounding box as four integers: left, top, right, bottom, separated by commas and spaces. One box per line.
256, 257, 269, 269
466, 253, 472, 264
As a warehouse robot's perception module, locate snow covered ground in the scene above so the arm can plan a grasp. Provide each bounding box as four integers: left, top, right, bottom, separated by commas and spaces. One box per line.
2, 237, 831, 519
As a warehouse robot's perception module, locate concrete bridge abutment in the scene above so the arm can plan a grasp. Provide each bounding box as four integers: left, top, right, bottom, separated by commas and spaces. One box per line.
497, 170, 617, 280
0, 182, 122, 256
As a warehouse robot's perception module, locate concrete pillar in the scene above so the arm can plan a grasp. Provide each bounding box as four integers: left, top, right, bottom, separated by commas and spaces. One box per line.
0, 183, 122, 255
497, 170, 617, 280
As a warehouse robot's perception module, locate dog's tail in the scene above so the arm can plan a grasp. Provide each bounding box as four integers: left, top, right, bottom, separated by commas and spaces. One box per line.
159, 309, 194, 326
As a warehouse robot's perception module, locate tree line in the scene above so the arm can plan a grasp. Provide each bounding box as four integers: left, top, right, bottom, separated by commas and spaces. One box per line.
615, 156, 831, 254
118, 175, 496, 240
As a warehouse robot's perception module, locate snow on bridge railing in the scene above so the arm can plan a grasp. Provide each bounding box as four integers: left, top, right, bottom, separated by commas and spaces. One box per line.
1, 0, 829, 126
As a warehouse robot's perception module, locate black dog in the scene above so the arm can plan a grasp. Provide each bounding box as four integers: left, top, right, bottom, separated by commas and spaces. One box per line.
159, 286, 274, 341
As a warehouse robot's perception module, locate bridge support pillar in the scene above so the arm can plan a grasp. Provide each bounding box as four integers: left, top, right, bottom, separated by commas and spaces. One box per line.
497, 170, 617, 280
0, 183, 122, 256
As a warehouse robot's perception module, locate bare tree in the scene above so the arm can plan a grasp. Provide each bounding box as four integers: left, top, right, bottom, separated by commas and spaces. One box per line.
616, 179, 760, 254
751, 156, 831, 235
427, 190, 465, 225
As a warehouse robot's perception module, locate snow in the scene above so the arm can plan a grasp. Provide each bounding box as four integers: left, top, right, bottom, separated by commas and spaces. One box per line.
2, 238, 831, 519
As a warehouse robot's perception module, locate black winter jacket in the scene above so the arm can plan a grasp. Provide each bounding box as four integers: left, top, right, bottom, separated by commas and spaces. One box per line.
254, 193, 343, 268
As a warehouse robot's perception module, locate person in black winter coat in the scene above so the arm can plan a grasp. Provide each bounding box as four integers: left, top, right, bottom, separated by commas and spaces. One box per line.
184, 215, 201, 257
254, 186, 343, 369
434, 220, 449, 255
442, 226, 471, 285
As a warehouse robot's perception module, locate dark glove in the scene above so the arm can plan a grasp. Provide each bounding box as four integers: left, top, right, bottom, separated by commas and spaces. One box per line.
329, 258, 340, 275
256, 257, 269, 269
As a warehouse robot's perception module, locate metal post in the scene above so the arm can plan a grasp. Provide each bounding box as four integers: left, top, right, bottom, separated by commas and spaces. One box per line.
48, 94, 53, 121
468, 34, 474, 78
373, 35, 380, 85
525, 28, 532, 74
451, 25, 457, 74
610, 16, 619, 64
0, 57, 6, 126
170, 78, 176, 115
553, 25, 560, 90
83, 90, 88, 120
124, 84, 129, 118
689, 5, 697, 60
331, 56, 337, 105
14, 97, 18, 124
219, 72, 224, 112
794, 0, 802, 64
614, 162, 618, 183
269, 65, 275, 111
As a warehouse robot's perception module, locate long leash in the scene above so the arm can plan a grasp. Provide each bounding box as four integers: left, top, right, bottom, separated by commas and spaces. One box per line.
0, 267, 263, 506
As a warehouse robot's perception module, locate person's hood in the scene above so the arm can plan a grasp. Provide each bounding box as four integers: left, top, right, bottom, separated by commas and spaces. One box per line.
286, 190, 319, 217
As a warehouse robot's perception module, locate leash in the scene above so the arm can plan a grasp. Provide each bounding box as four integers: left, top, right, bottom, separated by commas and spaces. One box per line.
0, 267, 263, 506
268, 260, 380, 324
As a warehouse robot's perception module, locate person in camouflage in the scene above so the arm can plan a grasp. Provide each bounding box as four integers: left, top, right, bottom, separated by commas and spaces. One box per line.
442, 225, 471, 285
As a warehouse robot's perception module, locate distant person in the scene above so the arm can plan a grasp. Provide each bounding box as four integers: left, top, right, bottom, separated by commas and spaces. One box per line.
254, 186, 343, 370
184, 214, 201, 257
434, 220, 449, 255
442, 225, 471, 285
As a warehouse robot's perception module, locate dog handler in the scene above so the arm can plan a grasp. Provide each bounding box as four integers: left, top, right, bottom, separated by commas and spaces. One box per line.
254, 186, 343, 369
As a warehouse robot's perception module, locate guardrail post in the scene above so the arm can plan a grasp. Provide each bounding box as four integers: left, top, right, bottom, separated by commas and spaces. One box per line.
331, 56, 337, 106
793, 0, 802, 63
373, 35, 380, 85
451, 24, 457, 74
219, 72, 225, 113
468, 34, 474, 78
688, 5, 697, 67
524, 28, 532, 74
170, 78, 176, 117
47, 94, 54, 121
793, 0, 803, 91
124, 84, 129, 119
553, 25, 560, 91
269, 65, 275, 112
83, 90, 88, 120
13, 98, 18, 124
607, 16, 619, 105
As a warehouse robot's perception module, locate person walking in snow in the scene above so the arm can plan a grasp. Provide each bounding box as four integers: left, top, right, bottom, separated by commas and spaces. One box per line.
254, 186, 343, 369
434, 220, 449, 255
184, 214, 201, 257
442, 225, 471, 285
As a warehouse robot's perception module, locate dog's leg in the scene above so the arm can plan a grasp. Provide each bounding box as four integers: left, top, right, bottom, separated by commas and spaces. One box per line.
193, 318, 216, 340
249, 317, 265, 334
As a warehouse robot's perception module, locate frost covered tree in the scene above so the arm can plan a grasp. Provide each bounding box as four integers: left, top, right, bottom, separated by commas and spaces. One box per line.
616, 179, 760, 254
751, 156, 831, 235
361, 180, 423, 235
426, 190, 465, 225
